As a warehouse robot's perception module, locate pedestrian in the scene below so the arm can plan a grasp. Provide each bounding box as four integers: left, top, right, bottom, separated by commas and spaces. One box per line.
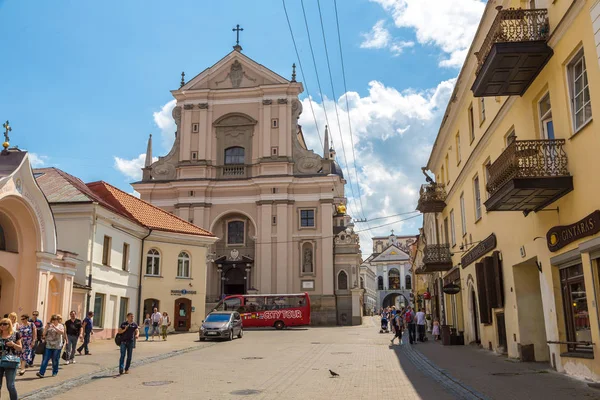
7, 313, 18, 332
150, 308, 161, 341
0, 317, 23, 400
17, 314, 36, 376
77, 311, 94, 355
390, 310, 404, 345
29, 311, 43, 367
143, 313, 151, 341
432, 317, 440, 341
64, 311, 82, 365
118, 313, 139, 375
405, 306, 416, 345
160, 312, 170, 341
36, 315, 65, 378
416, 308, 426, 342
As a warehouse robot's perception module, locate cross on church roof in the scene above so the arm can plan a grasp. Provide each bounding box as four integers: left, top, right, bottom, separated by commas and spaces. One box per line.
2, 120, 11, 150
232, 24, 243, 46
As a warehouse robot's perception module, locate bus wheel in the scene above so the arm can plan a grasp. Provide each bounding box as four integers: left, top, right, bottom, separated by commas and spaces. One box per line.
274, 321, 285, 330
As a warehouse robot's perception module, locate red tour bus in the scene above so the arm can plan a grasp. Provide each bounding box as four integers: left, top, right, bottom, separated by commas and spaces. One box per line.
213, 293, 310, 329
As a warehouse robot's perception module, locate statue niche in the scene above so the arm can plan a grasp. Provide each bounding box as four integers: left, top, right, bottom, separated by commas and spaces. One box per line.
301, 242, 314, 274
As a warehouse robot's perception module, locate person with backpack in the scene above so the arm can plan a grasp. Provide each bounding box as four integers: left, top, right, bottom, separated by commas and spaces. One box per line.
405, 306, 416, 345
117, 313, 139, 375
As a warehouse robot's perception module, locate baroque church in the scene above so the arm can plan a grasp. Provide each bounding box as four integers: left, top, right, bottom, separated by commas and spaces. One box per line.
132, 41, 364, 325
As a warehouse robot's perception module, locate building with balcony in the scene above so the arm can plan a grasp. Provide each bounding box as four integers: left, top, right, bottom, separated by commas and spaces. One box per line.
418, 0, 600, 382
131, 44, 352, 325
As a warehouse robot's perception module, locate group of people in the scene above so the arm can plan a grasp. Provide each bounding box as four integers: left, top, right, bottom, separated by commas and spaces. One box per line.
0, 310, 140, 400
379, 306, 438, 345
143, 308, 171, 341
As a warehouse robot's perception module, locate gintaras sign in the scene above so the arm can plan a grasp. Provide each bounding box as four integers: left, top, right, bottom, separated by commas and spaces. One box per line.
547, 210, 600, 252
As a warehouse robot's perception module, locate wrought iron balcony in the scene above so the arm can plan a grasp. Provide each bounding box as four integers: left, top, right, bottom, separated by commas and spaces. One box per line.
416, 183, 447, 213
219, 165, 247, 179
485, 139, 573, 212
421, 244, 453, 273
471, 7, 552, 97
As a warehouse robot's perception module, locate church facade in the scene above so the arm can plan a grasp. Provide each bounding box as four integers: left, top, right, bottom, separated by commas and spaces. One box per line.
132, 45, 360, 325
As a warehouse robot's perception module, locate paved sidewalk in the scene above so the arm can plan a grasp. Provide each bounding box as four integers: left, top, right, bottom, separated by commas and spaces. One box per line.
3, 332, 207, 399
405, 330, 600, 399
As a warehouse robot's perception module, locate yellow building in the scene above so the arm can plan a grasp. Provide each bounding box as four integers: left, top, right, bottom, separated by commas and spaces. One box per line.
418, 0, 600, 381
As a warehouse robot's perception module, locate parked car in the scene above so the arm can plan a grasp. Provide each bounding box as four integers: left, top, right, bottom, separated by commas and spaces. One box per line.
199, 311, 243, 341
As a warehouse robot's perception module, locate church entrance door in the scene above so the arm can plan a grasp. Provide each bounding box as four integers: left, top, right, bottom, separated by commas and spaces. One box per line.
224, 267, 245, 295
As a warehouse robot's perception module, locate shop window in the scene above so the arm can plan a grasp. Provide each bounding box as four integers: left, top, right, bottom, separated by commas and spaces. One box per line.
93, 293, 105, 328
377, 276, 384, 290
227, 221, 245, 245
560, 263, 592, 353
388, 268, 400, 290
177, 251, 191, 278
146, 249, 160, 276
338, 270, 348, 290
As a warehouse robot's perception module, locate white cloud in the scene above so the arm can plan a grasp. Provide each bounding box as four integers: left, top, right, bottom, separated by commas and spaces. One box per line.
371, 0, 485, 67
360, 20, 414, 55
153, 99, 177, 151
29, 153, 48, 167
113, 154, 158, 181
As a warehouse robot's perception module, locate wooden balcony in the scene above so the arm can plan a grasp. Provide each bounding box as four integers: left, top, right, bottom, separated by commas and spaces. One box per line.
416, 183, 446, 213
485, 139, 573, 212
419, 244, 453, 273
471, 8, 552, 97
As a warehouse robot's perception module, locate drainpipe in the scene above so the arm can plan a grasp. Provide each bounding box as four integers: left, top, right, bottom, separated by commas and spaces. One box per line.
85, 204, 98, 314
136, 229, 152, 325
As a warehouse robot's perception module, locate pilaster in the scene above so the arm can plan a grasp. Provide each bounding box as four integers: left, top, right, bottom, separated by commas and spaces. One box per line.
258, 203, 273, 292
320, 201, 334, 295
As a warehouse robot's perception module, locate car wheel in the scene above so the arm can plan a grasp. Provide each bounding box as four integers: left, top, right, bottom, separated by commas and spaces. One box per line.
238, 328, 243, 339
274, 321, 285, 330
228, 329, 234, 341
200, 337, 206, 342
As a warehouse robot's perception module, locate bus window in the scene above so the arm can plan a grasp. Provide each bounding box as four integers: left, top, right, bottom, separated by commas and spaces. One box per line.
245, 296, 265, 312
215, 297, 242, 312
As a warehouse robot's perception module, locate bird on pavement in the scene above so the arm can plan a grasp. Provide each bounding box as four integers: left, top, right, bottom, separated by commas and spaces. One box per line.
329, 369, 339, 378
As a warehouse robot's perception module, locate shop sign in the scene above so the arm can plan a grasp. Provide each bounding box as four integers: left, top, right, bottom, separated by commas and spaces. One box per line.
171, 289, 197, 296
546, 210, 600, 252
461, 234, 497, 269
442, 283, 461, 295
423, 292, 431, 300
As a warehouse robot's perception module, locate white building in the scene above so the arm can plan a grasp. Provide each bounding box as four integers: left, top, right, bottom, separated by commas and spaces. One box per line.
359, 262, 377, 315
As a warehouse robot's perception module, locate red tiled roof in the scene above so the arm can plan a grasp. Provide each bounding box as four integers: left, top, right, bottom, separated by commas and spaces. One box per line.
86, 181, 214, 237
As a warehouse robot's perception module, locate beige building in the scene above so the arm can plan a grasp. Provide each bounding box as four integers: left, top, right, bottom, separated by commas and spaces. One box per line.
417, 0, 600, 381
132, 44, 359, 325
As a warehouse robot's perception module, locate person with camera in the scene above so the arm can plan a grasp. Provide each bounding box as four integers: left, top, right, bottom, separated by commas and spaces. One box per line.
36, 315, 65, 378
117, 313, 139, 375
0, 317, 23, 400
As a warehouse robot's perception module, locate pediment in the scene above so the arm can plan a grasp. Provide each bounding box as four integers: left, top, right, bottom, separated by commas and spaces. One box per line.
370, 245, 410, 263
183, 51, 289, 91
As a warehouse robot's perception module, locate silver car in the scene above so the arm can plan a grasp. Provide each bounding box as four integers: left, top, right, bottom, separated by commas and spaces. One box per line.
199, 311, 243, 341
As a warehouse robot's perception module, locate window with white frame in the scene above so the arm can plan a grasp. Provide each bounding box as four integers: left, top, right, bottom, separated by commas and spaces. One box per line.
460, 193, 466, 237
177, 251, 190, 278
93, 293, 105, 328
539, 93, 554, 139
473, 175, 482, 221
450, 209, 456, 246
568, 50, 592, 132
479, 98, 486, 123
146, 249, 160, 276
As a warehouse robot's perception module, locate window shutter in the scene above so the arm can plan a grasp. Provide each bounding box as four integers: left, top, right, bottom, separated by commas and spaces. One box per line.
483, 256, 498, 309
476, 262, 492, 324
491, 251, 504, 308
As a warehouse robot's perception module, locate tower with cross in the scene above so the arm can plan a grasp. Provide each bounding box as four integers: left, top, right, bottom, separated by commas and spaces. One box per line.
232, 24, 243, 51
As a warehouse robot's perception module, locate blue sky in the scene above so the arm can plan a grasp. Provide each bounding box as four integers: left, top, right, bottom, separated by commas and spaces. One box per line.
0, 0, 485, 250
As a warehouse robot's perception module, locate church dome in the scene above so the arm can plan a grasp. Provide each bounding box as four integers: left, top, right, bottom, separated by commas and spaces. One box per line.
331, 161, 344, 179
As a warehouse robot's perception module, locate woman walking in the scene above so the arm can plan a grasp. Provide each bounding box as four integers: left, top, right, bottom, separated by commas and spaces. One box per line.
160, 312, 170, 341
143, 314, 151, 341
432, 317, 440, 341
36, 315, 65, 378
8, 313, 18, 332
17, 315, 36, 376
0, 317, 23, 400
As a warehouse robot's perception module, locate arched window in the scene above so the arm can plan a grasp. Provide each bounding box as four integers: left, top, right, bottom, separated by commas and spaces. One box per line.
377, 276, 384, 290
338, 270, 348, 290
388, 268, 400, 290
360, 277, 365, 289
146, 249, 160, 276
225, 147, 245, 165
227, 221, 245, 245
177, 252, 191, 278
405, 274, 412, 290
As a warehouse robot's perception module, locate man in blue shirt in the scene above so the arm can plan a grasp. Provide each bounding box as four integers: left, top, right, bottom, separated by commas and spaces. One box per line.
77, 311, 94, 355
29, 311, 44, 367
118, 313, 139, 375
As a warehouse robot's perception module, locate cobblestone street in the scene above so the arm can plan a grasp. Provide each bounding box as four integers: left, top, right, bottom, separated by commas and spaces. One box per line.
5, 317, 595, 400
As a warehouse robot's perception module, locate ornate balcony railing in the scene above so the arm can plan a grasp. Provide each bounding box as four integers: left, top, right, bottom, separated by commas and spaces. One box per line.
475, 8, 550, 74
423, 244, 452, 267
486, 139, 569, 195
416, 183, 447, 213
221, 165, 246, 178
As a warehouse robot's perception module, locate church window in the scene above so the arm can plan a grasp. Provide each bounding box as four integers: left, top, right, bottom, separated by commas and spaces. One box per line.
177, 251, 191, 278
271, 146, 278, 156
300, 209, 315, 228
405, 275, 412, 290
189, 190, 195, 197
192, 123, 199, 133
388, 268, 400, 290
225, 147, 245, 164
377, 276, 384, 290
227, 221, 245, 245
272, 216, 277, 225
337, 270, 348, 290
272, 187, 279, 194
191, 151, 198, 160
271, 118, 279, 128
146, 249, 160, 276
0, 224, 5, 251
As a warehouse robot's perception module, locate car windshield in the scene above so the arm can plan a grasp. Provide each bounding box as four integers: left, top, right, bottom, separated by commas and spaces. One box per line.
205, 314, 231, 323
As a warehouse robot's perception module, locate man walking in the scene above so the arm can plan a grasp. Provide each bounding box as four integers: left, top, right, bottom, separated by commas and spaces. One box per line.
64, 311, 82, 364
150, 308, 161, 341
118, 313, 139, 375
77, 311, 94, 355
29, 311, 44, 367
405, 306, 416, 345
416, 308, 427, 342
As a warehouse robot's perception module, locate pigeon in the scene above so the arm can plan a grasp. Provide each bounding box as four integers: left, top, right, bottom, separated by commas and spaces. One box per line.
329, 369, 339, 378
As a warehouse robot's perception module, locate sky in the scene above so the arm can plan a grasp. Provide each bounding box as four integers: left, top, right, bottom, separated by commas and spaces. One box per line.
0, 0, 486, 254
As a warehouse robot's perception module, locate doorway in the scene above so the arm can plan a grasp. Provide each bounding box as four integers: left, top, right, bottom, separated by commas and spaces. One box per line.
174, 298, 191, 331
143, 298, 160, 318
224, 267, 245, 295
471, 286, 480, 344
496, 313, 508, 354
